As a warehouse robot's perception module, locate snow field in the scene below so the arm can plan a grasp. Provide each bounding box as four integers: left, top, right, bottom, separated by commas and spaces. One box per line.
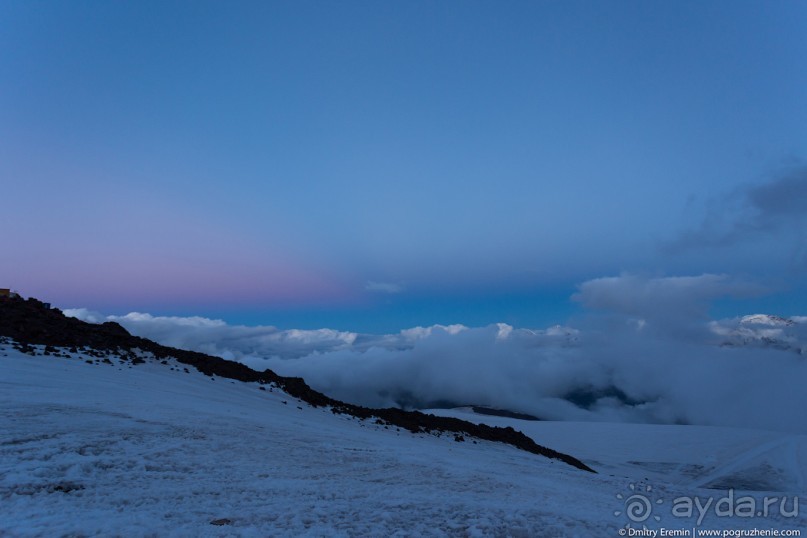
2, 345, 805, 536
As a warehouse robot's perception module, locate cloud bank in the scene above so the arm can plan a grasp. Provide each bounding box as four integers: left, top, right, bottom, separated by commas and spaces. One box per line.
574, 273, 758, 321
65, 274, 807, 433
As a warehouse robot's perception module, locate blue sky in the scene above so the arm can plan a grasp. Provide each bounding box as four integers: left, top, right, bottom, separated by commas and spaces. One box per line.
2, 1, 806, 331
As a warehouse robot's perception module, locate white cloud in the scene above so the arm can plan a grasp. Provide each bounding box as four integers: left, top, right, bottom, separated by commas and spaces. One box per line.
365, 281, 404, 294
63, 308, 107, 324
65, 274, 807, 433
574, 274, 747, 318
114, 312, 227, 328
64, 310, 359, 360
399, 324, 467, 340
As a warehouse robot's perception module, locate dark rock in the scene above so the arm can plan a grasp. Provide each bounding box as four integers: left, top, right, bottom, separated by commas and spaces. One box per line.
471, 406, 542, 421
51, 482, 84, 493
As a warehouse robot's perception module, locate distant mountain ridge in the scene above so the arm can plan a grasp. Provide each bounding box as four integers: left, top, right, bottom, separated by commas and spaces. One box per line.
710, 313, 806, 355
0, 294, 594, 473
740, 314, 796, 326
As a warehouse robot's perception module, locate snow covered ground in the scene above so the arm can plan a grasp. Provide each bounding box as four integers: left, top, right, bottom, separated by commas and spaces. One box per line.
426, 409, 807, 494
1, 345, 805, 537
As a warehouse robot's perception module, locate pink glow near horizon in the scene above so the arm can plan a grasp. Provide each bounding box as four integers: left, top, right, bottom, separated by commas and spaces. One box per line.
8, 249, 355, 311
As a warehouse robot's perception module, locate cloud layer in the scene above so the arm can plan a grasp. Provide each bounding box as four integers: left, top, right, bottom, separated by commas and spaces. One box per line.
669, 165, 807, 270
65, 274, 807, 433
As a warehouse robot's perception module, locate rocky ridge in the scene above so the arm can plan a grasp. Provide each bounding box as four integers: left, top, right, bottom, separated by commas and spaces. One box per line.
0, 294, 595, 473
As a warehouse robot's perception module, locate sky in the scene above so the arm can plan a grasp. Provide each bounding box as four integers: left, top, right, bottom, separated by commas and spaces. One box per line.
2, 0, 806, 332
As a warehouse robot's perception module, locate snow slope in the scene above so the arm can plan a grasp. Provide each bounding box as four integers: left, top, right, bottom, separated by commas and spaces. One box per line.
2, 345, 805, 537
427, 408, 807, 493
